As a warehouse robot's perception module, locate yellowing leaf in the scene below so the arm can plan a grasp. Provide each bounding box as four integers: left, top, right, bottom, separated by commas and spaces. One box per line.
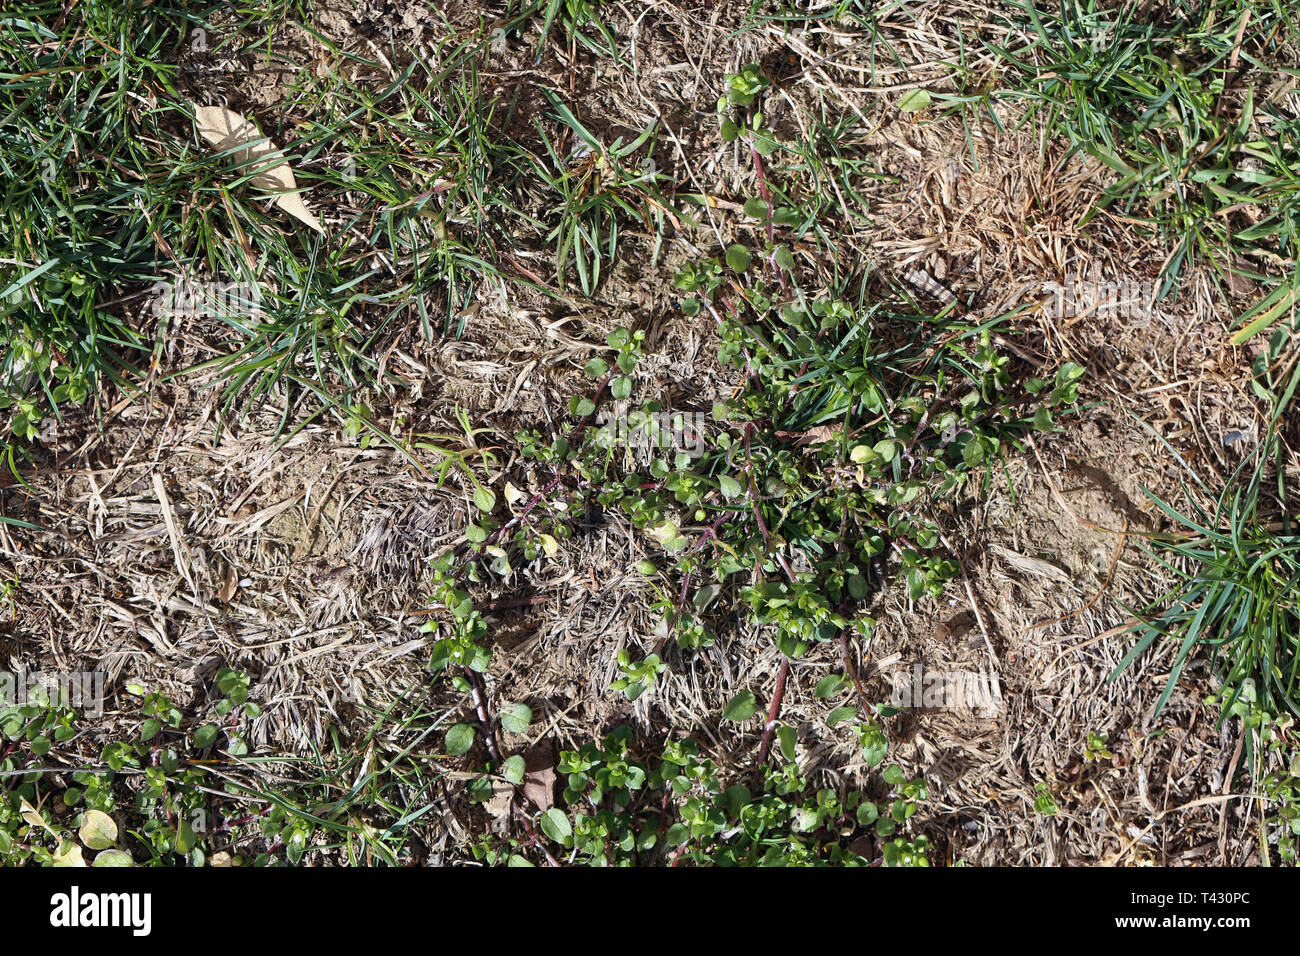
194, 105, 325, 234
52, 839, 87, 867
539, 533, 558, 557
649, 520, 678, 546
92, 849, 135, 867
79, 809, 118, 850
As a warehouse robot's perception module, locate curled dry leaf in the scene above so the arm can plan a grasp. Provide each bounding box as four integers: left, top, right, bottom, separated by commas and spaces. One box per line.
194, 105, 325, 234
483, 780, 515, 823
19, 796, 55, 835
503, 481, 527, 509
218, 562, 238, 602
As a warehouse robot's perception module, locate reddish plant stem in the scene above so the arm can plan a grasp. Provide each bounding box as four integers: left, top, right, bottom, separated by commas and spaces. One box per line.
741, 423, 798, 584
746, 135, 793, 294
215, 806, 273, 833
752, 657, 791, 789
451, 369, 616, 577
476, 474, 563, 555
748, 137, 775, 245
464, 668, 501, 763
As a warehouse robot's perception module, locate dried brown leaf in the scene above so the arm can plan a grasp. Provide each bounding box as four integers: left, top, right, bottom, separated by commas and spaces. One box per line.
194, 105, 325, 234
218, 563, 238, 602
522, 743, 556, 812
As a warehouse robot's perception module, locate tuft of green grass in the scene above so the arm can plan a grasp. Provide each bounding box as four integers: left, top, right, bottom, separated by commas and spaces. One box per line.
1115, 425, 1299, 723
528, 92, 669, 296
1, 4, 543, 451
964, 0, 1299, 312
182, 34, 529, 403
504, 0, 619, 62
0, 3, 201, 444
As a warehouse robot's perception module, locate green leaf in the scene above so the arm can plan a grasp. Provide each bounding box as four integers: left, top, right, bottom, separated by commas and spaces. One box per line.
718, 475, 742, 499
725, 244, 751, 272
500, 702, 533, 735
898, 88, 932, 112
611, 376, 632, 400
584, 357, 608, 378
723, 690, 757, 721
539, 808, 572, 843
473, 486, 495, 512
777, 725, 797, 762
193, 724, 220, 749
176, 817, 197, 854
814, 674, 848, 698
445, 723, 476, 756
502, 755, 526, 785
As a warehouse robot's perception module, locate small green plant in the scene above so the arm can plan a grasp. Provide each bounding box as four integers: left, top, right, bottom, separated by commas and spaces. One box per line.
718, 66, 780, 160
1084, 731, 1114, 763
419, 63, 1085, 865
2, 669, 295, 867
1032, 782, 1059, 816
467, 726, 931, 866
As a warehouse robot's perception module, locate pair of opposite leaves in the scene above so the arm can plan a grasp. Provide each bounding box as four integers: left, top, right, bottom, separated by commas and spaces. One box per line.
194, 105, 325, 234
